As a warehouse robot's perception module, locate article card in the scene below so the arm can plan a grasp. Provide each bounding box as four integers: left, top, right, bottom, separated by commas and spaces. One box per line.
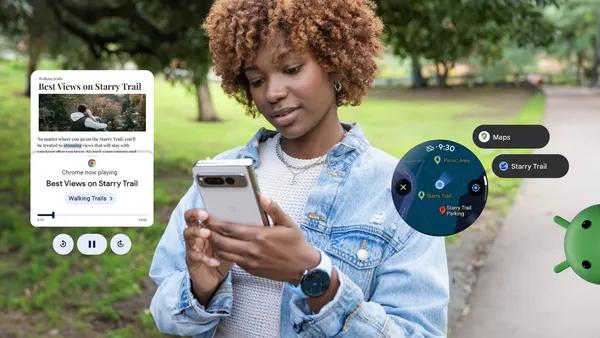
30, 70, 154, 227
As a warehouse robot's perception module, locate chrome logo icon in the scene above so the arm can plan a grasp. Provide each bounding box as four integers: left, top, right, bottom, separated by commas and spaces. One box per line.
88, 159, 96, 167
478, 131, 490, 143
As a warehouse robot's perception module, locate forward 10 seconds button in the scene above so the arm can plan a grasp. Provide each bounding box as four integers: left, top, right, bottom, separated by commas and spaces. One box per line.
110, 234, 131, 255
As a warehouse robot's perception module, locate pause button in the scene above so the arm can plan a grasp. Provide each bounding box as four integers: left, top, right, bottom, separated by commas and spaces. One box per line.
77, 234, 107, 255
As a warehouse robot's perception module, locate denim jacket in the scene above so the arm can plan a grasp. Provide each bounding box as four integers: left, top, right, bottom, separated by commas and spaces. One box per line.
149, 122, 450, 337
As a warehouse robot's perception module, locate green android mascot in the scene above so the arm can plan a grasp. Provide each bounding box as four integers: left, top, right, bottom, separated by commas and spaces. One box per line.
553, 204, 600, 284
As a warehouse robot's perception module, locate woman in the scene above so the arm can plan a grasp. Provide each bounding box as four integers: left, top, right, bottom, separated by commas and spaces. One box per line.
149, 0, 449, 337
70, 104, 107, 131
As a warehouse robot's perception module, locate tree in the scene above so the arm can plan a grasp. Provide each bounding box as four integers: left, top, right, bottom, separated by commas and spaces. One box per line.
44, 0, 219, 121
546, 0, 600, 86
129, 94, 147, 131
0, 0, 115, 95
0, 0, 54, 96
465, 40, 539, 84
375, 1, 434, 88
376, 0, 558, 88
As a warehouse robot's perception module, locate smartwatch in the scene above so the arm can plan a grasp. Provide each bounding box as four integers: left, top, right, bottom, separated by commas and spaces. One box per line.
288, 248, 332, 299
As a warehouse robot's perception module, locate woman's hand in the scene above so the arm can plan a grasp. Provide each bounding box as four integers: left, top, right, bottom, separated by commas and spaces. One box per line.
183, 208, 234, 306
200, 194, 321, 285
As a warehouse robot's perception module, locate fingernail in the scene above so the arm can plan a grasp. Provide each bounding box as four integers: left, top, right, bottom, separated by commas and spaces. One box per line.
198, 210, 208, 220
199, 228, 210, 238
209, 258, 220, 266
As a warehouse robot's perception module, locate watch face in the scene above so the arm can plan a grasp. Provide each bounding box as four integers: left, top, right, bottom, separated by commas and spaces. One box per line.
301, 269, 330, 298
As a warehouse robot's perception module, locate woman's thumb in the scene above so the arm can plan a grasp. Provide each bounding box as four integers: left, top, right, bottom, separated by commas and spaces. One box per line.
259, 194, 288, 226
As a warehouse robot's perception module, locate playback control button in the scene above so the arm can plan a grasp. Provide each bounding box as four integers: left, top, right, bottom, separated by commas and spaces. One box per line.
110, 234, 131, 255
53, 234, 74, 255
77, 234, 107, 255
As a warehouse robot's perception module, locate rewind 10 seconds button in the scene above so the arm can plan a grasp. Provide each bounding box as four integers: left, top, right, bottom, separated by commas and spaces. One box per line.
53, 234, 74, 255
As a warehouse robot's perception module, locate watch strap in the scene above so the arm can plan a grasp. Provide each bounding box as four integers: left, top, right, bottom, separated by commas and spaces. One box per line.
316, 247, 333, 277
288, 248, 332, 299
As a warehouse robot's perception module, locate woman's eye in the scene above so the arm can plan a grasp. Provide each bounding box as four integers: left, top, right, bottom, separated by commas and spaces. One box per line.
284, 66, 302, 75
249, 66, 301, 87
250, 79, 263, 87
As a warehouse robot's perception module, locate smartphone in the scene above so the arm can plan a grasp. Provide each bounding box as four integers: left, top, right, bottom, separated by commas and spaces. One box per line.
192, 158, 270, 226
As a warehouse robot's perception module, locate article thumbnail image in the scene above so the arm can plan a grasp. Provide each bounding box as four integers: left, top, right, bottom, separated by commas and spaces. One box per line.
38, 94, 146, 132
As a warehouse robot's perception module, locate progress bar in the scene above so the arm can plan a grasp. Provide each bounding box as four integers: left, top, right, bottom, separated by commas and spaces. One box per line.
37, 212, 147, 217
57, 214, 147, 217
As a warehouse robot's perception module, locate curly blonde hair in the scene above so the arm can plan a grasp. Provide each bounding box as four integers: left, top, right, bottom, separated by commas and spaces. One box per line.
203, 0, 385, 117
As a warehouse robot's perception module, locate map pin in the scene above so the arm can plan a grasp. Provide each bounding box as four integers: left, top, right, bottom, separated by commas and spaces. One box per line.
418, 191, 425, 200
434, 156, 441, 165
439, 206, 446, 214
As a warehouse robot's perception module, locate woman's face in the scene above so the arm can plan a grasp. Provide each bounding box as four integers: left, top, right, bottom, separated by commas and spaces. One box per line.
243, 40, 337, 139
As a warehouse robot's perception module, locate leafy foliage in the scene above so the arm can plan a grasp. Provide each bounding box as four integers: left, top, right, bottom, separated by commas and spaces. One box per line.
375, 0, 558, 84
545, 0, 600, 84
44, 0, 215, 86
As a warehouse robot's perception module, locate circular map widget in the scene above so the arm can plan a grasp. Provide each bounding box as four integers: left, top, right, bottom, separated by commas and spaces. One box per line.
391, 140, 488, 236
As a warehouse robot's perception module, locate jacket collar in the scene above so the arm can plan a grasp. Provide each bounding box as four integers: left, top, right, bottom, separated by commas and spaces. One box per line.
238, 122, 370, 172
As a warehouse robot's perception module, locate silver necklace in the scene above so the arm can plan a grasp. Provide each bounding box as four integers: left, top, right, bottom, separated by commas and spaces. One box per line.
275, 131, 347, 185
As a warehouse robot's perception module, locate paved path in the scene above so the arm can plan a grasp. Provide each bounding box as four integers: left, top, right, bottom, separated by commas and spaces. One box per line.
452, 87, 600, 338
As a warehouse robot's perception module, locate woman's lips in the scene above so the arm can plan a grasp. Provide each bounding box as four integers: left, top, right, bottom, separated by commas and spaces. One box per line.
273, 107, 299, 127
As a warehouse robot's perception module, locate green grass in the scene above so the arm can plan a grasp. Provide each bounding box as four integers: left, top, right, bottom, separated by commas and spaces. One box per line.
0, 57, 544, 336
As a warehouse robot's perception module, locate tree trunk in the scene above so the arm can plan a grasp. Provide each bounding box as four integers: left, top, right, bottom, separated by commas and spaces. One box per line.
567, 37, 577, 85
576, 51, 584, 86
410, 54, 426, 89
435, 62, 449, 88
24, 41, 41, 97
196, 82, 221, 122
443, 64, 451, 86
592, 39, 599, 87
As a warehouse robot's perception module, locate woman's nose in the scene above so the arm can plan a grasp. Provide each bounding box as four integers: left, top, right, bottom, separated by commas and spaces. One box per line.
265, 79, 288, 103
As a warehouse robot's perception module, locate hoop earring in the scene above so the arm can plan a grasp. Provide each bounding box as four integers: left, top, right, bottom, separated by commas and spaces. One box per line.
334, 81, 342, 92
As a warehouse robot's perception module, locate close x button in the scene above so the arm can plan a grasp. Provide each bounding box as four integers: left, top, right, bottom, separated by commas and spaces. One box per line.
77, 234, 107, 255
394, 178, 412, 196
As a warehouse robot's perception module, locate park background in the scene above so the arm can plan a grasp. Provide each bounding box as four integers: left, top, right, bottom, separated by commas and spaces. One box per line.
0, 0, 599, 337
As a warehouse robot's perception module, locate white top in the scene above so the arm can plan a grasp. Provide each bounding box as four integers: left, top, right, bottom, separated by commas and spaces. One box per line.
214, 133, 327, 338
70, 112, 107, 130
